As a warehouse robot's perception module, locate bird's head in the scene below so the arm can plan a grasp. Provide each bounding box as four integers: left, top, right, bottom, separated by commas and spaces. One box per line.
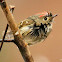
35, 11, 57, 26
32, 11, 58, 34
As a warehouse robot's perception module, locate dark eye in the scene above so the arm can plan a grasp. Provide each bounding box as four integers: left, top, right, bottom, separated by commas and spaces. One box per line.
44, 17, 47, 20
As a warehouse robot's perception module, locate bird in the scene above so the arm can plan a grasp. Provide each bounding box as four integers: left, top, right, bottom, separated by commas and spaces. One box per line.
5, 11, 57, 45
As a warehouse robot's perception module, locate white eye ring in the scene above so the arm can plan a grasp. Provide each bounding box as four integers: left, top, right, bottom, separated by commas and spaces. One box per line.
44, 17, 47, 20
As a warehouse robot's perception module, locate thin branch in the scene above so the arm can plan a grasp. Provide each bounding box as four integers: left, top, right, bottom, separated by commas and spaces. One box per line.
0, 5, 15, 51
0, 0, 34, 62
9, 5, 15, 13
0, 39, 14, 42
0, 24, 9, 51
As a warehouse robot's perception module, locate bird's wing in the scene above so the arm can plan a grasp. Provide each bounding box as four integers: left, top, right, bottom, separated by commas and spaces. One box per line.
18, 18, 35, 29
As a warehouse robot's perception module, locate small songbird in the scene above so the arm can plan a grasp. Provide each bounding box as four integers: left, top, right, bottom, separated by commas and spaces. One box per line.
5, 11, 57, 45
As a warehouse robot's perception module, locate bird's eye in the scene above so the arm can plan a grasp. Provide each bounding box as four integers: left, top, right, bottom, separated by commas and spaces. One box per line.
44, 17, 47, 20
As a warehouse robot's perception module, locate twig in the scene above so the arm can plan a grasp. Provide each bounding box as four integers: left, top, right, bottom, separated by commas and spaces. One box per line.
9, 5, 15, 13
0, 24, 9, 51
0, 5, 15, 51
0, 0, 34, 62
0, 39, 14, 42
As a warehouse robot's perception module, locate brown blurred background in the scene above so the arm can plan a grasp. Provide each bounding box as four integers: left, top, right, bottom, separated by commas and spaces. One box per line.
0, 0, 62, 62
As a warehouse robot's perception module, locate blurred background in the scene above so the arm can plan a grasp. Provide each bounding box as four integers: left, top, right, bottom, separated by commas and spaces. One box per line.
0, 0, 62, 62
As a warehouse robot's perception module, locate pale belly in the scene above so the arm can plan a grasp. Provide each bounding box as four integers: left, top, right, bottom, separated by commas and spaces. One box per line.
20, 25, 52, 45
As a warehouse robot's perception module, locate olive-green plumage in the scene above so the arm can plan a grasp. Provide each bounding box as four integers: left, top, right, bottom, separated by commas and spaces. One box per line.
5, 11, 57, 45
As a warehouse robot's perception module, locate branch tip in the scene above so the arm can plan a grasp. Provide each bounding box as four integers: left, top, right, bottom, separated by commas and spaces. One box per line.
9, 5, 15, 9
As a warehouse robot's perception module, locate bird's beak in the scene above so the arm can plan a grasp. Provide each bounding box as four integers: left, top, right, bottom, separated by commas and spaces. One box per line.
49, 14, 57, 22
52, 14, 58, 18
